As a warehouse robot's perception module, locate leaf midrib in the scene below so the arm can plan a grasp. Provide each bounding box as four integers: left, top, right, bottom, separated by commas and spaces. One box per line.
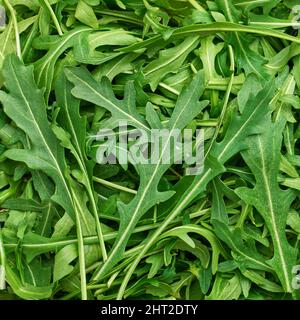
70, 71, 151, 133
95, 77, 202, 278
36, 27, 90, 84
0, 21, 13, 60
144, 37, 198, 77
257, 135, 291, 291
11, 63, 74, 216
218, 84, 274, 162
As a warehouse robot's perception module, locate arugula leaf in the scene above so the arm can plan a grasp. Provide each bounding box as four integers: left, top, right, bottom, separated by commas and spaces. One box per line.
33, 27, 91, 100
5, 261, 52, 300
65, 67, 150, 132
0, 55, 74, 218
117, 76, 276, 298
0, 55, 96, 299
1, 0, 300, 301
236, 117, 297, 292
142, 36, 199, 91
55, 73, 107, 260
86, 71, 208, 281
215, 0, 270, 80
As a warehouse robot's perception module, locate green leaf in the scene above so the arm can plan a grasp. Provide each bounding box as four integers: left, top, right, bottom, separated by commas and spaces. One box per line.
236, 117, 297, 292
53, 244, 78, 282
32, 171, 60, 237
55, 73, 107, 260
210, 178, 228, 224
145, 254, 164, 279
0, 55, 95, 300
174, 239, 210, 269
120, 22, 300, 53
142, 36, 199, 91
90, 71, 208, 280
2, 198, 44, 211
72, 30, 139, 65
160, 225, 225, 273
1, 0, 300, 301
33, 27, 91, 100
5, 261, 52, 300
0, 55, 74, 218
198, 266, 212, 294
215, 0, 270, 80
75, 0, 99, 29
117, 75, 276, 298
206, 273, 242, 300
65, 67, 150, 132
197, 36, 224, 81
93, 52, 140, 82
213, 221, 273, 272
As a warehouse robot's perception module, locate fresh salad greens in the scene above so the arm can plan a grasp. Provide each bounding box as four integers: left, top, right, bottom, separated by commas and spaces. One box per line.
0, 0, 300, 300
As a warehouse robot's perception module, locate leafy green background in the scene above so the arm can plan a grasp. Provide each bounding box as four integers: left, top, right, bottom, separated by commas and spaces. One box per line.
0, 0, 299, 300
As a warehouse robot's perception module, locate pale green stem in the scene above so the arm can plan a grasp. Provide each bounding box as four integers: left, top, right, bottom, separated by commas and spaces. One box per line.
73, 152, 108, 261
190, 63, 198, 74
158, 82, 180, 95
3, 208, 210, 251
169, 167, 182, 178
249, 21, 300, 28
153, 205, 157, 223
204, 45, 235, 160
42, 0, 63, 36
196, 119, 218, 127
3, 0, 21, 59
236, 204, 250, 228
187, 0, 206, 12
72, 193, 88, 300
93, 176, 137, 194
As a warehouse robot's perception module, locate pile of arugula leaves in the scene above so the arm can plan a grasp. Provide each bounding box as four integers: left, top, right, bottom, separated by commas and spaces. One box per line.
0, 0, 300, 300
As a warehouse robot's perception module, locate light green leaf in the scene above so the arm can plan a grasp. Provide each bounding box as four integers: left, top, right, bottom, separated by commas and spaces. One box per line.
33, 27, 91, 100
206, 273, 242, 300
66, 67, 150, 132
53, 244, 78, 282
75, 0, 99, 29
142, 36, 199, 90
90, 71, 208, 281
236, 117, 297, 292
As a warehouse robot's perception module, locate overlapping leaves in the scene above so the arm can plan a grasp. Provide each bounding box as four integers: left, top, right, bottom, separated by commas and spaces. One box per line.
0, 0, 299, 301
